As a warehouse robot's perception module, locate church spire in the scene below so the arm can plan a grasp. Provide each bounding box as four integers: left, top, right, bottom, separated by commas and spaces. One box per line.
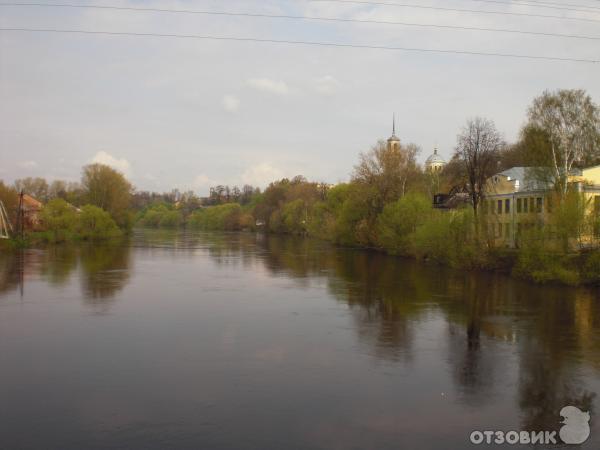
392, 113, 396, 136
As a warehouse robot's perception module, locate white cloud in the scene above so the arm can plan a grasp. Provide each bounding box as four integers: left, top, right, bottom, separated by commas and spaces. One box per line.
241, 163, 284, 187
91, 151, 131, 176
314, 75, 341, 96
222, 94, 240, 113
18, 160, 37, 169
191, 173, 216, 192
246, 78, 290, 96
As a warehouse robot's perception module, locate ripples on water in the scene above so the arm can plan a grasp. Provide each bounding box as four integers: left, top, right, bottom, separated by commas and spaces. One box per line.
0, 229, 599, 449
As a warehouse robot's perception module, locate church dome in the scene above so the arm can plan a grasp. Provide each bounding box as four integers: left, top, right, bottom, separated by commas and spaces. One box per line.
425, 147, 446, 171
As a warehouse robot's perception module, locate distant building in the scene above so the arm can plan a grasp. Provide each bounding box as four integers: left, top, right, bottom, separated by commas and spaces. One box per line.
21, 194, 43, 230
425, 147, 446, 173
482, 166, 600, 248
387, 115, 400, 151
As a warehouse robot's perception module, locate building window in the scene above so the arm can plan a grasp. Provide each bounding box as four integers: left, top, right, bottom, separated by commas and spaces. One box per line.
524, 198, 528, 213
497, 200, 502, 214
517, 198, 522, 213
536, 197, 543, 213
505, 199, 510, 214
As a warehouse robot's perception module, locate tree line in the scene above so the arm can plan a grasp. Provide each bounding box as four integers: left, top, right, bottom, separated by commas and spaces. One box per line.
2, 88, 599, 283
183, 89, 600, 285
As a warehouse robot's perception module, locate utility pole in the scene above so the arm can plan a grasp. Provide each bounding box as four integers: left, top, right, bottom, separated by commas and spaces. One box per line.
16, 190, 25, 239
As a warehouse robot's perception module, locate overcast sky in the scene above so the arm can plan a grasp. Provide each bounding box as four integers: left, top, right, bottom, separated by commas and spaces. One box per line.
1, 0, 599, 194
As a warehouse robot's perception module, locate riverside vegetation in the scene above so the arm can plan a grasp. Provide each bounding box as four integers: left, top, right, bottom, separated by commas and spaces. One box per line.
2, 89, 600, 285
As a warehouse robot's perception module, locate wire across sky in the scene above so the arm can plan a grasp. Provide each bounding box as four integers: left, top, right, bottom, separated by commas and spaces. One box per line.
0, 1, 598, 64
1, 3, 599, 41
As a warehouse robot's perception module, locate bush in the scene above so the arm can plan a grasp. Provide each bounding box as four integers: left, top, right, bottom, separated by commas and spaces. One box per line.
77, 205, 121, 240
376, 193, 433, 255
412, 209, 480, 267
40, 198, 78, 242
512, 229, 579, 285
582, 251, 600, 284
137, 204, 182, 228
188, 204, 243, 230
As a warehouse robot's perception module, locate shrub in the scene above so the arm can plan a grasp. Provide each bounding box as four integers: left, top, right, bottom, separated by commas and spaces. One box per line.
77, 205, 121, 240
376, 193, 433, 255
40, 198, 78, 242
412, 209, 480, 267
137, 204, 182, 228
513, 228, 579, 285
188, 204, 243, 230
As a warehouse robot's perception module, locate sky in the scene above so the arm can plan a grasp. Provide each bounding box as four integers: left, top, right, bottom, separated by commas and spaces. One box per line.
1, 0, 599, 195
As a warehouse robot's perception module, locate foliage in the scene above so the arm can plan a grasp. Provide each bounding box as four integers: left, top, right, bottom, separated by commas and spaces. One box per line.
0, 180, 18, 226
513, 229, 579, 285
137, 204, 183, 228
77, 205, 121, 240
412, 209, 480, 268
188, 204, 245, 230
39, 199, 78, 242
81, 163, 133, 228
550, 190, 590, 251
352, 140, 420, 212
582, 251, 600, 284
376, 193, 433, 255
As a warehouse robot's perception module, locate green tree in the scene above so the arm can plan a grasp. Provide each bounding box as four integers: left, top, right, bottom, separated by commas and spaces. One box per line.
81, 164, 132, 228
376, 193, 433, 254
77, 205, 121, 240
0, 180, 18, 226
40, 198, 78, 242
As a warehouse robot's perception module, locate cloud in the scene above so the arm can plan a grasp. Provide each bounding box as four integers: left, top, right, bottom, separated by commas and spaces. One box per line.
18, 160, 37, 169
91, 151, 131, 176
246, 78, 290, 96
191, 174, 217, 195
314, 75, 341, 96
241, 163, 284, 187
222, 94, 240, 113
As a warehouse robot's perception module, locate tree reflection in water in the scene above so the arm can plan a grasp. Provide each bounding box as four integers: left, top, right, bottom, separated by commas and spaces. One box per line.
1, 229, 599, 436
79, 241, 131, 312
195, 231, 600, 433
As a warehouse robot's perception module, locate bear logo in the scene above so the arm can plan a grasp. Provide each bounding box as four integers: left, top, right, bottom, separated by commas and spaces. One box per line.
559, 406, 590, 445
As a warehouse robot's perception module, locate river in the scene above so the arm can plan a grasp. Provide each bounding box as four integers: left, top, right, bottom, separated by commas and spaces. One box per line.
1, 229, 599, 449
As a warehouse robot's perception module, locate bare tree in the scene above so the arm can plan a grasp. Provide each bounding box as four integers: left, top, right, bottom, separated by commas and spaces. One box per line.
454, 118, 503, 215
527, 89, 600, 196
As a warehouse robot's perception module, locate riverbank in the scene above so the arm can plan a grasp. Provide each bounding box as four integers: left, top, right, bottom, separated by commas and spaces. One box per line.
137, 191, 600, 287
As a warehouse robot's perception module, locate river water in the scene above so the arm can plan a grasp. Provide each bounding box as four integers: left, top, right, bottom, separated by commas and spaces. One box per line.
1, 229, 599, 449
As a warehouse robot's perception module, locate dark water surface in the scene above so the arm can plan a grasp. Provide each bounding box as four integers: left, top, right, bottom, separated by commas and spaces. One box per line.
1, 230, 600, 449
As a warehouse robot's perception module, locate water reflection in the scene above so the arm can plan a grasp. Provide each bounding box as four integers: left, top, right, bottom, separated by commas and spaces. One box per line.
191, 230, 600, 436
1, 229, 599, 448
79, 242, 131, 309
0, 239, 131, 310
